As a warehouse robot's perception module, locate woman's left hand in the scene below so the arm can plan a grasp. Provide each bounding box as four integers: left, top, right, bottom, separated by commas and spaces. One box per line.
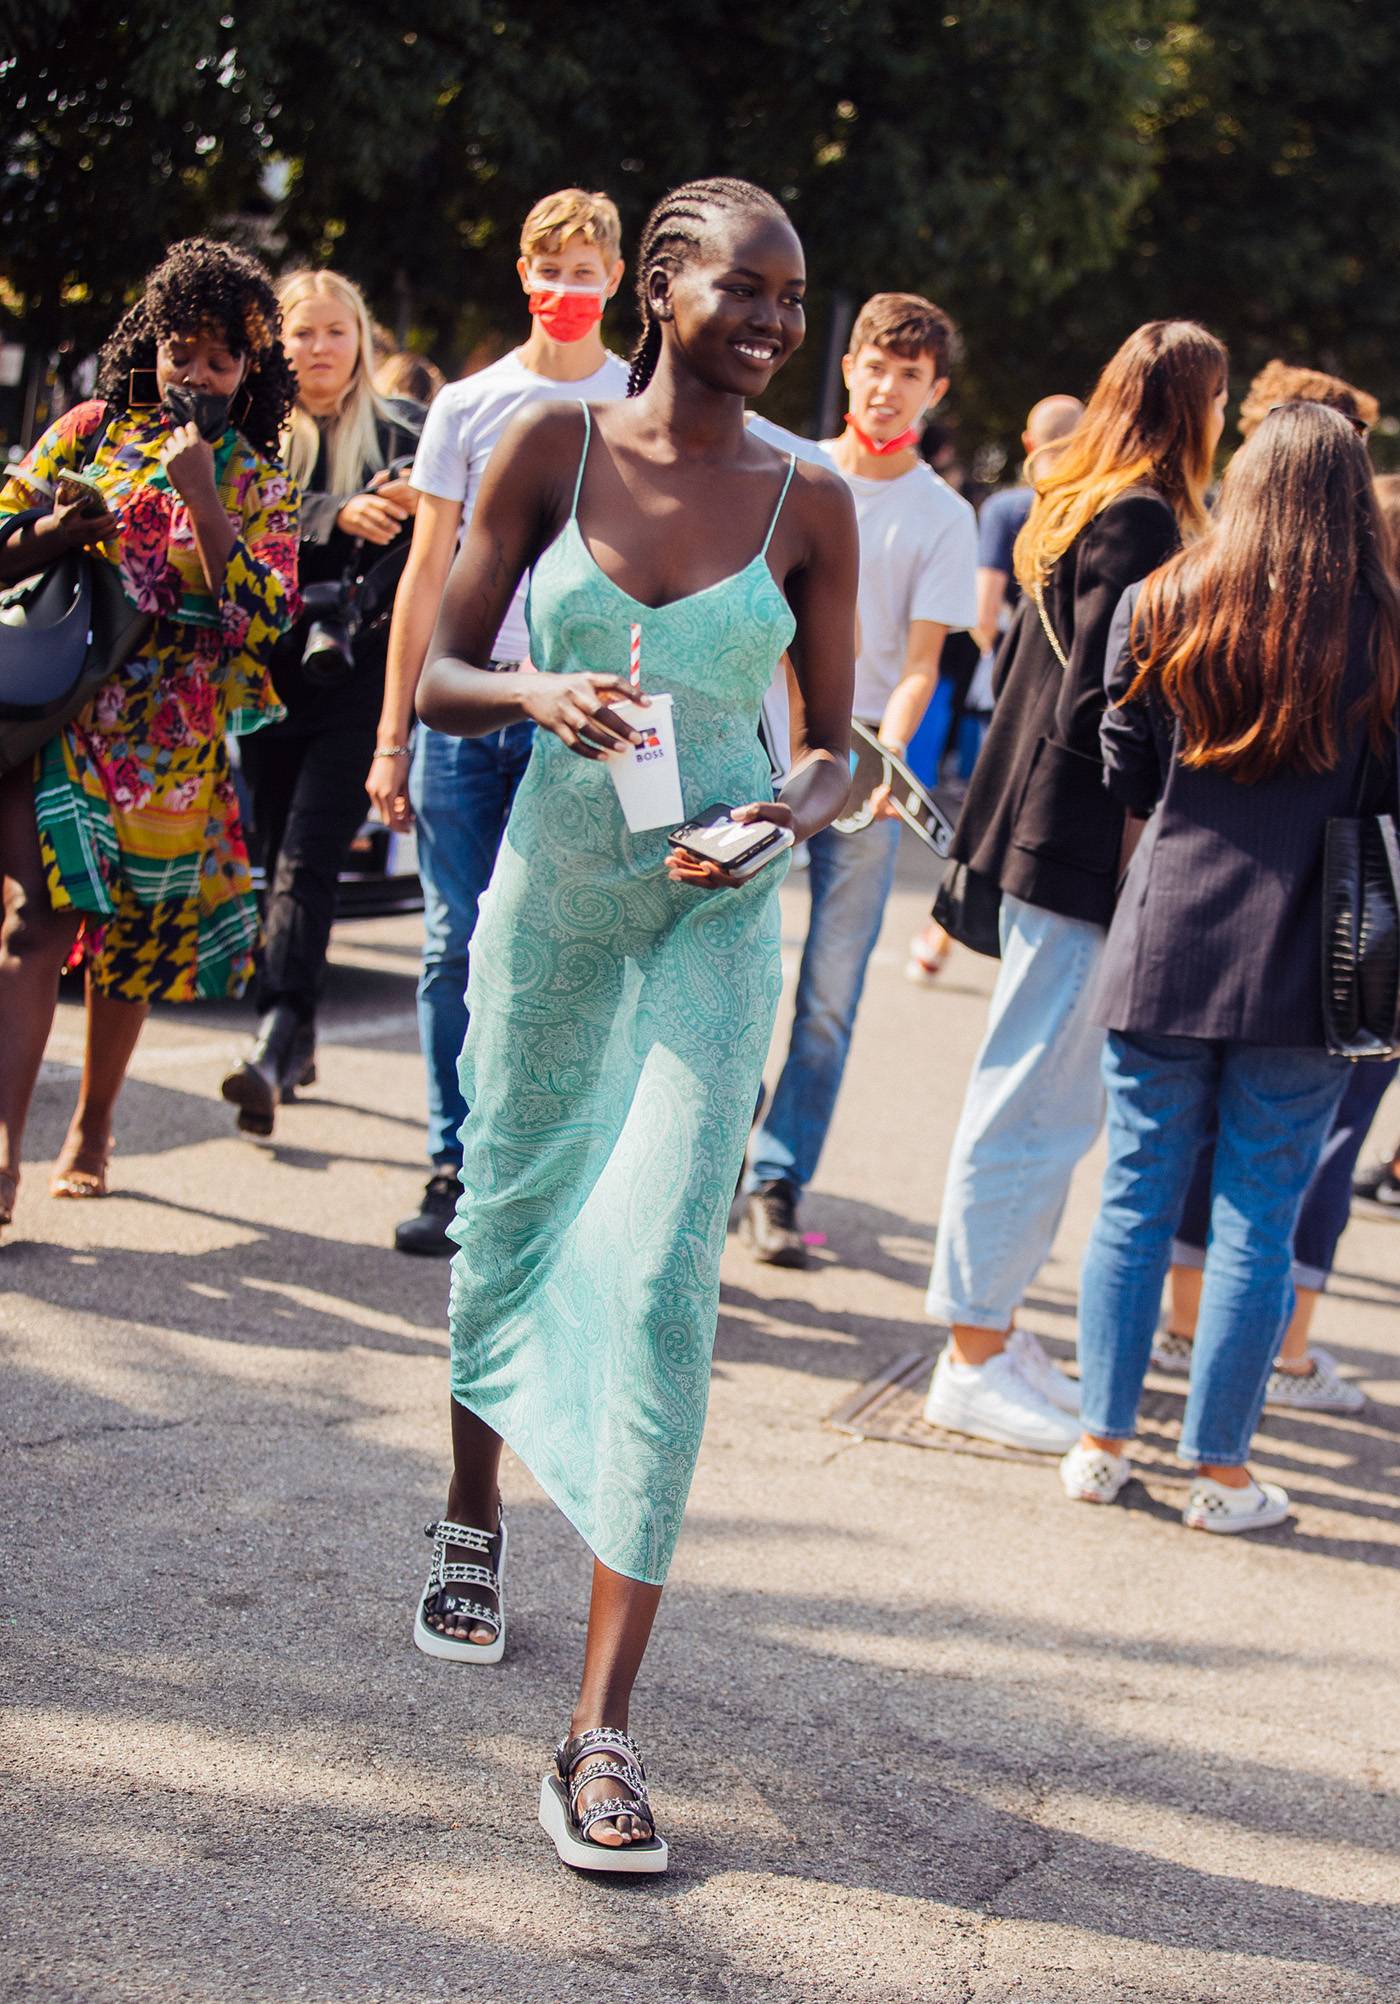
665, 800, 795, 889
161, 422, 219, 507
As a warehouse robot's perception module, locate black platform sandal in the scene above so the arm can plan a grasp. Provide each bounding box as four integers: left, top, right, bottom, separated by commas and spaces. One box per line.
412, 1507, 506, 1664
538, 1727, 669, 1874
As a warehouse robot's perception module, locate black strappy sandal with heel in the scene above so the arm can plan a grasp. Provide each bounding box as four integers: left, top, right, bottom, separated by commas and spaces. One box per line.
412, 1507, 506, 1664
538, 1726, 669, 1874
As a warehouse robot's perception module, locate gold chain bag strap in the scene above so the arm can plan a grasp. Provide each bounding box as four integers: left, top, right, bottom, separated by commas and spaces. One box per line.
1032, 584, 1070, 671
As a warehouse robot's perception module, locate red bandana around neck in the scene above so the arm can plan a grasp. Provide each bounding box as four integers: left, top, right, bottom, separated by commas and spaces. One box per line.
844, 413, 919, 457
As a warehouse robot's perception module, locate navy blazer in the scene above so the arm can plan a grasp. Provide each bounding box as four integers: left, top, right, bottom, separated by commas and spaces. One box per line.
948, 487, 1178, 926
1095, 583, 1399, 1046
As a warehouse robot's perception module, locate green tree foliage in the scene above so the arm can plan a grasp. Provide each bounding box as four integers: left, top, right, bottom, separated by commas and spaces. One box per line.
1015, 2, 1400, 457
3, 1, 1398, 451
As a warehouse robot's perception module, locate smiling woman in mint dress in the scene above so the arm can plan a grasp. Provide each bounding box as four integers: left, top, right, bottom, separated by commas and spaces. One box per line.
409, 179, 857, 1874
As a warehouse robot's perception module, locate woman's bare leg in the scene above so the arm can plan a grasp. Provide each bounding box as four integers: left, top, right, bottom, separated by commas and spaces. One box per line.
53, 978, 148, 1182
422, 1397, 506, 1646
569, 1560, 664, 1846
0, 763, 81, 1187
431, 1395, 663, 1845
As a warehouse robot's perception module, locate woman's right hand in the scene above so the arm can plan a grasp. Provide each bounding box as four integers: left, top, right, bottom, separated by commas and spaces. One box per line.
520, 673, 646, 760
366, 751, 414, 831
337, 490, 409, 546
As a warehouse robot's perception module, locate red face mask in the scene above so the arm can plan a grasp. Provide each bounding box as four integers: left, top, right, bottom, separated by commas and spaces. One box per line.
528, 285, 606, 344
844, 413, 920, 456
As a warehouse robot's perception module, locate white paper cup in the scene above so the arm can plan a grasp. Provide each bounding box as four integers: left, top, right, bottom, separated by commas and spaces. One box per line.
605, 694, 684, 832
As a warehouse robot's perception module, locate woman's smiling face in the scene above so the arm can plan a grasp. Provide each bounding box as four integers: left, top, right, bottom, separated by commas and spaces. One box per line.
658, 212, 807, 398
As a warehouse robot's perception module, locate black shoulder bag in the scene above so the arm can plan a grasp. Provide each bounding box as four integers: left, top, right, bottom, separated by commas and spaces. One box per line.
0, 413, 153, 778
1321, 745, 1400, 1060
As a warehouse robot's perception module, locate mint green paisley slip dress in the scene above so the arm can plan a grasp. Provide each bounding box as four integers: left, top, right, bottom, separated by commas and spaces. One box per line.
446, 407, 797, 1584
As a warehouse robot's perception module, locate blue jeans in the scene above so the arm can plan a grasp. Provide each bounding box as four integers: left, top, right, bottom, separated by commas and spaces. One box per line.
1079, 1032, 1349, 1465
1173, 1057, 1398, 1290
747, 818, 901, 1193
410, 718, 535, 1167
927, 894, 1107, 1328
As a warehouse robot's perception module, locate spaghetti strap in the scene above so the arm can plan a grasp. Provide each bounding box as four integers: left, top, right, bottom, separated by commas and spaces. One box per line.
569, 404, 592, 520
760, 454, 797, 558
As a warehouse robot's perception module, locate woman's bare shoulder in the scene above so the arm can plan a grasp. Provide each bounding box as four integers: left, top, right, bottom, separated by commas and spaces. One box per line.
784, 453, 856, 547
488, 400, 591, 478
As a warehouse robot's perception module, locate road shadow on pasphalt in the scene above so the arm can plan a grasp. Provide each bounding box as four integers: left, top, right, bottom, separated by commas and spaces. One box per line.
3, 1442, 1396, 2001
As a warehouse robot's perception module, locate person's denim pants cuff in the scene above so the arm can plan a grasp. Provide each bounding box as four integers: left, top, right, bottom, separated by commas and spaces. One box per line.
923, 1292, 1013, 1333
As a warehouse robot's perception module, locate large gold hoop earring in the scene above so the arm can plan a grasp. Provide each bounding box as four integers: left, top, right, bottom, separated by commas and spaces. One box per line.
128, 368, 160, 407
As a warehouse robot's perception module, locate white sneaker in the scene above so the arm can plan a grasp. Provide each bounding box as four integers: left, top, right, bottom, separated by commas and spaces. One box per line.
1060, 1442, 1132, 1504
1007, 1326, 1081, 1415
1182, 1475, 1290, 1535
1265, 1347, 1365, 1413
1150, 1329, 1194, 1374
923, 1346, 1081, 1454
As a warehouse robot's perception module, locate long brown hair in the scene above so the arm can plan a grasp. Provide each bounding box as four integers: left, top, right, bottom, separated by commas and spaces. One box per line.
1125, 401, 1400, 781
1014, 320, 1227, 593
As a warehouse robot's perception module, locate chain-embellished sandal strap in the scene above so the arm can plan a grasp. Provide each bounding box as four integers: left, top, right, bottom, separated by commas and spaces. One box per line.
433, 1559, 497, 1593
567, 1758, 648, 1816
556, 1726, 646, 1782
578, 1794, 654, 1841
424, 1516, 496, 1554
425, 1592, 499, 1635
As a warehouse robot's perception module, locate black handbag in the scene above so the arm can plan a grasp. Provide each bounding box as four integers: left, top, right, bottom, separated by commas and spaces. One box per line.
932, 858, 1003, 958
1321, 802, 1400, 1060
0, 416, 152, 777
0, 516, 152, 776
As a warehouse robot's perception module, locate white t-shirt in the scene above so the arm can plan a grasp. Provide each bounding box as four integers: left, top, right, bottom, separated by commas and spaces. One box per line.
818, 447, 978, 724
411, 346, 630, 663
745, 415, 832, 785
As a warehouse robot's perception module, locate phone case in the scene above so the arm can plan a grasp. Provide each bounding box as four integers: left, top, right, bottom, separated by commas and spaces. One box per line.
671, 806, 793, 875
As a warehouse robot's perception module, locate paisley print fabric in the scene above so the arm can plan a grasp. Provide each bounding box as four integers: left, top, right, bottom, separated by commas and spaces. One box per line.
0, 400, 299, 1001
447, 410, 797, 1583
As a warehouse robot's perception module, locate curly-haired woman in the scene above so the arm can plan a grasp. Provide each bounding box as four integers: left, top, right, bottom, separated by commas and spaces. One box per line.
0, 237, 300, 1237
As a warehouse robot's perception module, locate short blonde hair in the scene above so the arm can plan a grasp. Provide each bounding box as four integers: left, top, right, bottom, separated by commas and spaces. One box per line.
520, 188, 622, 265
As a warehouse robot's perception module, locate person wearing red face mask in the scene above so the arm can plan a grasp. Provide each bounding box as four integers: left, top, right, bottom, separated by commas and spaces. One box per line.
742, 293, 978, 1266
367, 190, 628, 1255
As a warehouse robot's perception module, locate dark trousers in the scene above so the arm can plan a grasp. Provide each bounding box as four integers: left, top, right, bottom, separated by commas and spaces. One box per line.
239, 709, 378, 1021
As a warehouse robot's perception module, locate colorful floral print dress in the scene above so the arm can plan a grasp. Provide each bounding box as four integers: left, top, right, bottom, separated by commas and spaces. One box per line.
0, 400, 299, 1001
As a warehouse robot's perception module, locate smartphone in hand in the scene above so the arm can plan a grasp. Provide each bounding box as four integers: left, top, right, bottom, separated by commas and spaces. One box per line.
670, 803, 795, 879
54, 471, 110, 518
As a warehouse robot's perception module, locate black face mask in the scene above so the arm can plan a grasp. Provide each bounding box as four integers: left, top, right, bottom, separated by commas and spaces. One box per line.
162, 382, 236, 442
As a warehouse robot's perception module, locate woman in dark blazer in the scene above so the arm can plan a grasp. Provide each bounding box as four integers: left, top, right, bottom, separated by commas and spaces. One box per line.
923, 321, 1228, 1457
1065, 401, 1400, 1531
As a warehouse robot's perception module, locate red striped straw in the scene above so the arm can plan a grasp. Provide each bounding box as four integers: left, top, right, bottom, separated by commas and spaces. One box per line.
629, 621, 641, 692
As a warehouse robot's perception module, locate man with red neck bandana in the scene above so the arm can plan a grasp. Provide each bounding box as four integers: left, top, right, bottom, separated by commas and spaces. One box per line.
743, 292, 977, 1267
371, 189, 628, 1255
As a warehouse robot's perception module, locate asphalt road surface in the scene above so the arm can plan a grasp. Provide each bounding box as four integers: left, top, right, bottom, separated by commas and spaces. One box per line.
5, 840, 1399, 2003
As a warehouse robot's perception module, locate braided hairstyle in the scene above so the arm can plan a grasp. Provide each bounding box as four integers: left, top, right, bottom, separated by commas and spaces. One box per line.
95, 237, 297, 461
627, 179, 791, 397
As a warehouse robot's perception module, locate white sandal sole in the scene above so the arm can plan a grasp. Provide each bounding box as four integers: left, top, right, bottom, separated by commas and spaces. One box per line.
538, 1774, 669, 1874
412, 1518, 506, 1664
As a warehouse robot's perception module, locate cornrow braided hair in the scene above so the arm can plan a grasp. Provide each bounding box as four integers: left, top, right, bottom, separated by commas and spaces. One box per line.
95, 236, 297, 461
627, 178, 789, 398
